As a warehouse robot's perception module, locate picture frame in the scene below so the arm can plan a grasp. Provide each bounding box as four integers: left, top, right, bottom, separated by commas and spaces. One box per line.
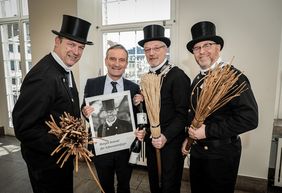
85, 90, 136, 155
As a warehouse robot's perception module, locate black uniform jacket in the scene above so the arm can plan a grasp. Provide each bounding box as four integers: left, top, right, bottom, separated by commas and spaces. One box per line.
12, 53, 80, 169
145, 62, 191, 145
97, 118, 133, 137
189, 65, 259, 158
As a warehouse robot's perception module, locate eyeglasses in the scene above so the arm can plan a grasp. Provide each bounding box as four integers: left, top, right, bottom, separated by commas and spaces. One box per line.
192, 42, 217, 53
144, 45, 166, 53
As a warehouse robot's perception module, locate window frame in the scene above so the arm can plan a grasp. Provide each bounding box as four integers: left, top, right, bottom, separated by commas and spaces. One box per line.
0, 0, 30, 131
96, 0, 177, 77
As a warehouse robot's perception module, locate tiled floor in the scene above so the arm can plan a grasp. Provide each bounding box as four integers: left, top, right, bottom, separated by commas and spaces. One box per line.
0, 135, 281, 193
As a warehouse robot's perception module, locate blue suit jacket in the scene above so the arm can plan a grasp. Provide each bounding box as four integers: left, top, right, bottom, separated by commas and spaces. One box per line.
82, 76, 139, 100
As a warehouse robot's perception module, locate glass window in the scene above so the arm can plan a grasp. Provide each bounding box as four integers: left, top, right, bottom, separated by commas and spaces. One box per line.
1, 23, 20, 126
23, 21, 32, 71
12, 77, 16, 84
0, 0, 31, 128
99, 0, 173, 166
101, 0, 172, 83
1, 20, 31, 127
102, 0, 170, 25
21, 0, 29, 16
0, 0, 18, 18
101, 0, 172, 84
10, 60, 15, 70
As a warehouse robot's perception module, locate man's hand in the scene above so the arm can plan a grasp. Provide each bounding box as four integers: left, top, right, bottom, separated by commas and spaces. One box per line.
133, 94, 144, 106
82, 105, 94, 118
181, 138, 189, 156
152, 134, 167, 149
188, 124, 206, 140
135, 128, 146, 141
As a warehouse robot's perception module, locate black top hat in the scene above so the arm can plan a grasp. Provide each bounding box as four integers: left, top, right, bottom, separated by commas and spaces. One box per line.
138, 24, 171, 47
52, 15, 93, 45
102, 99, 116, 111
186, 21, 224, 53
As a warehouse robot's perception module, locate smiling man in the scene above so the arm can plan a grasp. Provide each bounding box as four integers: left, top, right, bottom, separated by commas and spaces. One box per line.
12, 15, 93, 193
81, 44, 141, 193
134, 24, 191, 193
182, 21, 258, 193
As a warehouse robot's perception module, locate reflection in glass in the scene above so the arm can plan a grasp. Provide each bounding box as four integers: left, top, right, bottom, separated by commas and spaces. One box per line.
21, 0, 29, 16
0, 0, 18, 18
102, 0, 170, 25
23, 22, 32, 71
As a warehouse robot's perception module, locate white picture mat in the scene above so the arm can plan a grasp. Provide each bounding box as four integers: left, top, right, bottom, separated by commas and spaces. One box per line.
85, 90, 136, 155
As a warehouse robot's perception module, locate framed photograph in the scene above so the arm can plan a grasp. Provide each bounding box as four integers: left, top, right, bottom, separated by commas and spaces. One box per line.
85, 90, 136, 155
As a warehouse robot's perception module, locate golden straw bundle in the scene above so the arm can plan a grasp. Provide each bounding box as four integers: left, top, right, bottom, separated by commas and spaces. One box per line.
140, 73, 162, 138
140, 73, 162, 185
45, 112, 105, 193
185, 61, 248, 151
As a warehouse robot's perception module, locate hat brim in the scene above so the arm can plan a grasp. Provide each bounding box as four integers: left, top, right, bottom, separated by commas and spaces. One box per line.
138, 37, 171, 48
52, 30, 93, 45
186, 36, 224, 53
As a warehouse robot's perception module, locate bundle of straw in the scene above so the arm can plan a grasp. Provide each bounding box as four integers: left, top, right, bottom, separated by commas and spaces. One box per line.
46, 112, 105, 193
140, 73, 162, 137
185, 61, 248, 151
140, 73, 162, 185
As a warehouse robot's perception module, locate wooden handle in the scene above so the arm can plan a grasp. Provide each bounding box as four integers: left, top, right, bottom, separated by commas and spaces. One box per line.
185, 137, 195, 151
155, 148, 162, 187
185, 119, 203, 151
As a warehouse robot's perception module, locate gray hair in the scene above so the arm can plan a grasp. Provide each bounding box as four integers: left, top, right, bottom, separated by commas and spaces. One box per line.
106, 44, 128, 59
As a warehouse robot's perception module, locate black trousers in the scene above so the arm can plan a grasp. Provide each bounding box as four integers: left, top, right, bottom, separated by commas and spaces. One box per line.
93, 149, 132, 193
27, 162, 73, 193
146, 141, 184, 193
190, 152, 241, 193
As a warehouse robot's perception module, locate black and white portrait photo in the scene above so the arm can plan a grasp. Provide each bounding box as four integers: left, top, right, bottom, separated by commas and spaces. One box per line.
85, 91, 135, 155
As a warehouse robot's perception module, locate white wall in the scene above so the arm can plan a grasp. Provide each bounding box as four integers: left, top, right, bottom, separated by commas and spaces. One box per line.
274, 28, 282, 119
28, 0, 76, 63
77, 0, 99, 101
28, 0, 80, 87
27, 0, 282, 180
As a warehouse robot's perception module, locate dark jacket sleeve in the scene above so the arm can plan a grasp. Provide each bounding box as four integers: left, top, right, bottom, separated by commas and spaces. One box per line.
160, 67, 191, 143
81, 78, 92, 120
12, 58, 72, 155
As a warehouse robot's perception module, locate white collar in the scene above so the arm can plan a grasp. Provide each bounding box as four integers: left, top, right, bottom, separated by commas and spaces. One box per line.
51, 52, 73, 87
200, 57, 223, 75
106, 75, 123, 85
106, 116, 117, 126
51, 51, 71, 73
149, 58, 168, 73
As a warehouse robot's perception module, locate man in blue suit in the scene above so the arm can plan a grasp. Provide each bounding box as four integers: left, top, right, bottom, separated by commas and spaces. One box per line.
12, 15, 93, 193
81, 44, 143, 193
